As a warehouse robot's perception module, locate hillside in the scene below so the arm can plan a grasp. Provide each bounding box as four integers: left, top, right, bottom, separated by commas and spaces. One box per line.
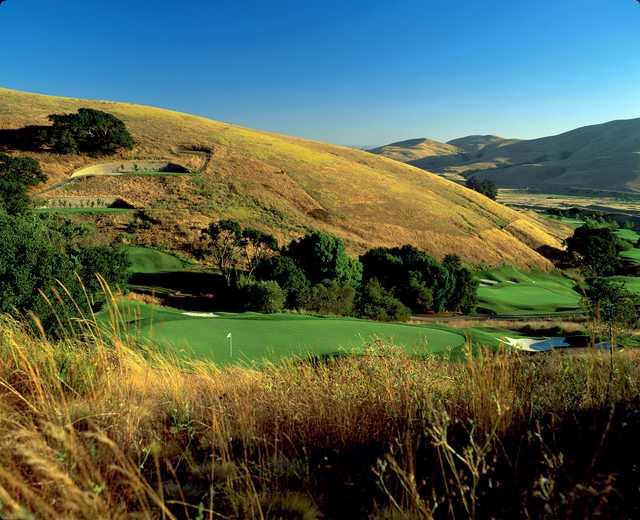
368, 138, 460, 163
447, 135, 520, 154
0, 87, 568, 268
371, 119, 640, 193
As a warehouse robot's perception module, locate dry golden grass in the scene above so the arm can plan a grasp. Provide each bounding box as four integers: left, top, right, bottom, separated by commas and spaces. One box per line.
368, 138, 460, 162
1, 310, 640, 518
0, 87, 566, 268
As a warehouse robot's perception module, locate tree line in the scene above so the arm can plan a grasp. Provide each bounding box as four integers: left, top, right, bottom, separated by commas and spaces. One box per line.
196, 220, 478, 320
0, 110, 135, 334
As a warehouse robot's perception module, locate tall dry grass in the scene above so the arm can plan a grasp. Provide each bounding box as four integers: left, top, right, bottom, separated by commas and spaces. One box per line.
0, 312, 639, 518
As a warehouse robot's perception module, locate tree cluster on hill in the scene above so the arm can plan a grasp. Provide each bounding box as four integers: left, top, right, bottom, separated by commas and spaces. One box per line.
465, 177, 498, 200
197, 221, 478, 320
0, 108, 134, 156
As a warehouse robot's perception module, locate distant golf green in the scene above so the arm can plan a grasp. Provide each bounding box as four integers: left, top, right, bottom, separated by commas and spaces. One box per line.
126, 246, 191, 274
620, 249, 640, 265
608, 276, 640, 295
476, 266, 582, 315
110, 301, 468, 365
615, 228, 640, 243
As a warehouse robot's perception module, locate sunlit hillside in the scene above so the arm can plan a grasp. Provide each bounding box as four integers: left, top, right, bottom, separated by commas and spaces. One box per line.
373, 119, 640, 192
0, 87, 568, 268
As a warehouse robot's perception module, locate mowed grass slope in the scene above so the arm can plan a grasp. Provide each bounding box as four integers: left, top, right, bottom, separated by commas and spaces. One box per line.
476, 266, 582, 315
126, 246, 191, 274
0, 87, 567, 268
112, 300, 468, 364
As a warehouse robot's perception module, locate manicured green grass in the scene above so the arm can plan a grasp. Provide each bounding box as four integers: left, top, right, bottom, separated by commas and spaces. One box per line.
111, 301, 468, 365
608, 276, 640, 295
620, 248, 640, 265
615, 229, 640, 243
126, 246, 192, 274
476, 266, 582, 315
545, 215, 585, 227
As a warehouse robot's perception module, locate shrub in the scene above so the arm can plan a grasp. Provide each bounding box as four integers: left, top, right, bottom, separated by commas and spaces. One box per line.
357, 278, 411, 321
0, 153, 47, 214
442, 254, 478, 313
255, 255, 310, 309
466, 177, 498, 200
237, 279, 285, 314
360, 245, 450, 313
0, 212, 130, 333
305, 280, 355, 316
286, 230, 362, 288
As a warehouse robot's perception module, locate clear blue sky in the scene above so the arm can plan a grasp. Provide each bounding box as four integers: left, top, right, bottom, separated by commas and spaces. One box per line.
2, 0, 639, 146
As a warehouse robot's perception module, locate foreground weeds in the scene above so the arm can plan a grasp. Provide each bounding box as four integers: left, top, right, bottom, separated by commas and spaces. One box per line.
0, 318, 639, 518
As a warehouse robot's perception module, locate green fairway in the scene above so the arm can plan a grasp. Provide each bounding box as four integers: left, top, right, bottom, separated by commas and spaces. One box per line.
615, 229, 640, 243
608, 276, 640, 295
126, 246, 192, 274
111, 301, 468, 365
620, 248, 640, 265
476, 266, 582, 315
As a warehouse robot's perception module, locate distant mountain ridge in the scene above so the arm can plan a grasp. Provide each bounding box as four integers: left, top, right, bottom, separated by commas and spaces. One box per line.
370, 119, 640, 192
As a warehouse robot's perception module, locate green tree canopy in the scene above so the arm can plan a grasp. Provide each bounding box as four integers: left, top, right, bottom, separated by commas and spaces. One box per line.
0, 153, 47, 214
565, 225, 623, 276
285, 230, 362, 288
466, 177, 498, 200
48, 108, 135, 155
360, 245, 451, 313
255, 255, 310, 309
0, 212, 129, 332
442, 254, 478, 313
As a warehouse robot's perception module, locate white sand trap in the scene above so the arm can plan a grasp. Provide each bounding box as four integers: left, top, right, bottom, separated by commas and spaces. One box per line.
182, 312, 219, 318
479, 278, 499, 285
501, 336, 570, 352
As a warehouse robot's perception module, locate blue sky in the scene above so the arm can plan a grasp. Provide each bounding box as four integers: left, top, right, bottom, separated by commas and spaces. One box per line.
1, 0, 639, 146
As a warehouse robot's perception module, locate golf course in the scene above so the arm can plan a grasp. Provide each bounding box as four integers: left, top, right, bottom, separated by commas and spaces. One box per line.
126, 246, 192, 274
476, 266, 582, 315
111, 300, 471, 365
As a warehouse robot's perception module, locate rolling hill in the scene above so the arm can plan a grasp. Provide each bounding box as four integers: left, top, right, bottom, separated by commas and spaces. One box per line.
0, 87, 569, 268
370, 119, 640, 193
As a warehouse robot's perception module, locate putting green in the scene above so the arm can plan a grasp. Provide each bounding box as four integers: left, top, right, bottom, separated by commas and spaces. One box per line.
476, 266, 582, 315
112, 301, 467, 365
126, 246, 192, 274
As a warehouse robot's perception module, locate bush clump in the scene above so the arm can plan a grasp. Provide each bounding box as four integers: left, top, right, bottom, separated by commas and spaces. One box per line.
237, 279, 285, 314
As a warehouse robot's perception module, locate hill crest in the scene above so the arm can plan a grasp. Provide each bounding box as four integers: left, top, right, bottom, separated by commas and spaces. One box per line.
0, 87, 568, 269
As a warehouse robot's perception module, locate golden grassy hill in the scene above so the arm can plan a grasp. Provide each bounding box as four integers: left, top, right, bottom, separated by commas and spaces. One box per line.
0, 87, 569, 268
375, 121, 640, 193
368, 138, 461, 163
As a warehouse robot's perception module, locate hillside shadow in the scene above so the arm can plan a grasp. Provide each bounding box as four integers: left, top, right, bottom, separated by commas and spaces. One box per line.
0, 125, 50, 151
